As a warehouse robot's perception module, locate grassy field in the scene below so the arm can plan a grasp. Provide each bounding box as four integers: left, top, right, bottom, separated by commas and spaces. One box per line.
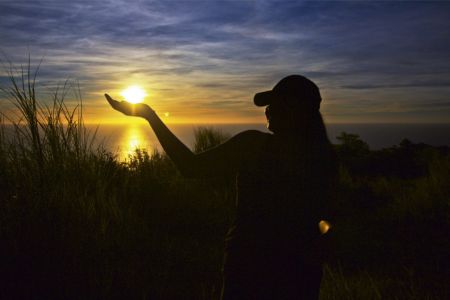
0, 66, 449, 299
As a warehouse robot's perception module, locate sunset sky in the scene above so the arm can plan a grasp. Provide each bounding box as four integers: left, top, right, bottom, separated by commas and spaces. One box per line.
1, 0, 450, 124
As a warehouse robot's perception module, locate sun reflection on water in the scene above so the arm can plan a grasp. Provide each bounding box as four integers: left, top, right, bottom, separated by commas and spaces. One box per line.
118, 125, 154, 160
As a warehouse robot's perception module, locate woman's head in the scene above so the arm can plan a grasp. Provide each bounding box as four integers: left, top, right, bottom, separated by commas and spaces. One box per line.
254, 75, 322, 134
264, 98, 313, 133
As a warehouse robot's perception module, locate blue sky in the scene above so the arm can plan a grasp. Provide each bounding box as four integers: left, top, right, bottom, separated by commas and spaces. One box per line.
1, 0, 450, 123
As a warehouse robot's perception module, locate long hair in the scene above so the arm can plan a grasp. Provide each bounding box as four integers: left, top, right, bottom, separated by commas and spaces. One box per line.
298, 110, 338, 221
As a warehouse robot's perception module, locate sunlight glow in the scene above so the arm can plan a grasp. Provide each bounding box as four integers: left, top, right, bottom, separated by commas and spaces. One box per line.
121, 85, 147, 104
120, 125, 153, 160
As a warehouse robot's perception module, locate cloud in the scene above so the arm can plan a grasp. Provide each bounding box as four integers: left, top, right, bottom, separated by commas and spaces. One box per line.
342, 80, 450, 89
0, 0, 449, 123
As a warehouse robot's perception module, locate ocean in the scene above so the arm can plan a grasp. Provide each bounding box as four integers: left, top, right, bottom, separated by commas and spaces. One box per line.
2, 123, 448, 160
92, 123, 450, 160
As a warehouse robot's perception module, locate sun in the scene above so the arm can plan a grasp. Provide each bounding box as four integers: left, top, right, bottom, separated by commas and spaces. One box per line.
121, 85, 147, 104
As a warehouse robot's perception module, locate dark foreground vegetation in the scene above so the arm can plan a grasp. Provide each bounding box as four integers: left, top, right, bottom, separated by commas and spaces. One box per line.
0, 67, 449, 299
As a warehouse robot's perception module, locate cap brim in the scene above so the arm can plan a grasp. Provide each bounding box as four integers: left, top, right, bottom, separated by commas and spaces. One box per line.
254, 90, 275, 106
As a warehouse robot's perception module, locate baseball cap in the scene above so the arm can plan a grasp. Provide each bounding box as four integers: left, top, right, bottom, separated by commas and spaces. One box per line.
254, 75, 322, 111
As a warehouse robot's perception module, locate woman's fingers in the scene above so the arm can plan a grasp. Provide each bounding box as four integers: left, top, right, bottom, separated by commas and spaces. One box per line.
105, 93, 113, 102
105, 94, 120, 108
105, 94, 130, 114
105, 94, 118, 108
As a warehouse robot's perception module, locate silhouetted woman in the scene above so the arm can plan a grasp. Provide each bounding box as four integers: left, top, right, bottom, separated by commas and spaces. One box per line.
106, 75, 337, 300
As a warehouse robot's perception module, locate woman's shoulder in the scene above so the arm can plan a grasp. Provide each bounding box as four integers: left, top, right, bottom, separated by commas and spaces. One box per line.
216, 130, 271, 160
231, 130, 271, 147
235, 129, 271, 138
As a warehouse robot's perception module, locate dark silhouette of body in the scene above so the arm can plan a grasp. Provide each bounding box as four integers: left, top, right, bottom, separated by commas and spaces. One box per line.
106, 75, 337, 300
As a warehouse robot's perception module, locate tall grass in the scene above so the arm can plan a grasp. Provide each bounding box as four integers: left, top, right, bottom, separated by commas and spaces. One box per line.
0, 61, 124, 298
192, 126, 231, 153
0, 62, 233, 299
0, 62, 448, 299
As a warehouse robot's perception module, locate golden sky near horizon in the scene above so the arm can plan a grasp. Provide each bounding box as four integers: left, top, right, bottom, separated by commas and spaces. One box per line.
95, 87, 267, 125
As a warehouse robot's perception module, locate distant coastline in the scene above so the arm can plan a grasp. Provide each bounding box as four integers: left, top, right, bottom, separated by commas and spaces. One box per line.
94, 122, 450, 149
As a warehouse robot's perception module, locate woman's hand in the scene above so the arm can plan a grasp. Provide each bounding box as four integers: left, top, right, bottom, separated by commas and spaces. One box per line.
105, 94, 154, 119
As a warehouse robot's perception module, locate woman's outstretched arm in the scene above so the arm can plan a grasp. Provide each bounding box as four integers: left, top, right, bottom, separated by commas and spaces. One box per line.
105, 94, 267, 178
